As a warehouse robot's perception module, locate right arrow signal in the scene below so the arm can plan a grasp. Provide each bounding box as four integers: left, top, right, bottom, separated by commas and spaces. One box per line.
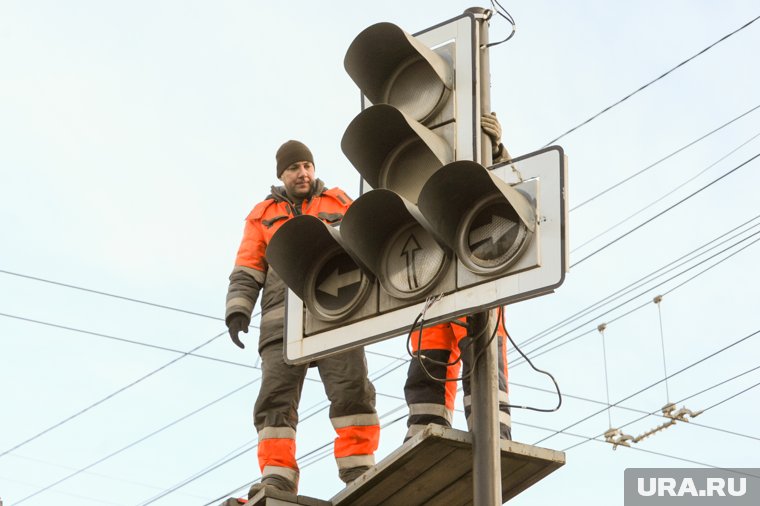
468, 214, 517, 253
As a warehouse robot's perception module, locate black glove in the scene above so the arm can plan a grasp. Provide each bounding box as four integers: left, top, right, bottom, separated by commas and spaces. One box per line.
227, 313, 250, 349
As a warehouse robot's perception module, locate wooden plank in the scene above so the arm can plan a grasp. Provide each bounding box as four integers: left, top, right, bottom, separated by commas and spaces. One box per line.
394, 446, 473, 505
346, 439, 459, 505
332, 425, 566, 506
246, 488, 331, 506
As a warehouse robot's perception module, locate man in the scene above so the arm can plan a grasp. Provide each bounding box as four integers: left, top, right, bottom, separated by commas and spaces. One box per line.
224, 140, 380, 499
404, 113, 512, 442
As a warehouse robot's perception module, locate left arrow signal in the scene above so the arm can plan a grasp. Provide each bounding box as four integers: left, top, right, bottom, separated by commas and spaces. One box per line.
317, 267, 362, 297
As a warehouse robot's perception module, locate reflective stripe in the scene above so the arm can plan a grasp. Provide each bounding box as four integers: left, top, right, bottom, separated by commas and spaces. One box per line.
334, 425, 380, 458
409, 403, 453, 423
260, 306, 285, 325
463, 394, 471, 408
336, 454, 375, 470
262, 465, 299, 483
331, 413, 380, 429
226, 296, 254, 314
258, 426, 296, 441
232, 265, 266, 284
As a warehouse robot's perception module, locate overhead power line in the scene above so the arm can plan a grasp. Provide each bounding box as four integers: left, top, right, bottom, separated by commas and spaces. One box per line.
0, 269, 225, 321
14, 377, 262, 504
139, 359, 412, 505
570, 104, 760, 212
543, 14, 760, 146
512, 228, 760, 365
561, 373, 760, 454
519, 215, 760, 349
0, 329, 227, 459
514, 363, 760, 443
572, 152, 760, 267
532, 327, 760, 447
572, 130, 760, 252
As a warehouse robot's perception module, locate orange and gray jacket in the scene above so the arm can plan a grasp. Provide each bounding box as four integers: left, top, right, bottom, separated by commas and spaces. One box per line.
226, 179, 352, 351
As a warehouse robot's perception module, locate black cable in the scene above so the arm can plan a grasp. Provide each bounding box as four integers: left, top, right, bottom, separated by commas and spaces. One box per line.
499, 311, 562, 413
411, 309, 499, 384
486, 0, 516, 47
571, 104, 760, 211
543, 14, 760, 146
572, 152, 760, 268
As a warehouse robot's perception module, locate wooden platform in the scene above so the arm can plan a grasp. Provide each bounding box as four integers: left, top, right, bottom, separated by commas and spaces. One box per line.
331, 424, 565, 506
245, 488, 330, 506
240, 424, 565, 506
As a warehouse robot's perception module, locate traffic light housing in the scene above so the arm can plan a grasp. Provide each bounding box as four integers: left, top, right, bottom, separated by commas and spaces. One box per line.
269, 12, 568, 364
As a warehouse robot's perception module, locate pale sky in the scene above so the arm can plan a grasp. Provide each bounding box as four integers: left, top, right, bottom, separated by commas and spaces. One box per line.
1, 1, 759, 505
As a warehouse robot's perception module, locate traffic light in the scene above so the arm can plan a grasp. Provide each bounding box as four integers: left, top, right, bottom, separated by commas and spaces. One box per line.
268, 12, 568, 364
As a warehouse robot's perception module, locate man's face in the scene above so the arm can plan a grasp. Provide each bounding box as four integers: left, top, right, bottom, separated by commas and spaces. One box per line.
280, 160, 315, 198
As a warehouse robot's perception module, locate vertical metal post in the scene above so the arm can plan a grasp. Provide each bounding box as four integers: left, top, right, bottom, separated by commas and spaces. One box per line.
468, 311, 501, 505
466, 7, 502, 505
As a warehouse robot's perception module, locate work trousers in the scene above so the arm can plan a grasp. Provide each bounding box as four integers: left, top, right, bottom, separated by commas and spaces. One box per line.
404, 320, 512, 441
254, 341, 380, 486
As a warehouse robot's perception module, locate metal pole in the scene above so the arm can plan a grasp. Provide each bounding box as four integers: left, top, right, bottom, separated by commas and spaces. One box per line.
466, 7, 502, 505
468, 311, 501, 505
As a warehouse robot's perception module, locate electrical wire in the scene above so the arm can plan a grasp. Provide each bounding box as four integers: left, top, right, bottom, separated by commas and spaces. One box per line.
532, 327, 760, 447
500, 314, 561, 413
561, 374, 760, 454
572, 152, 760, 268
542, 14, 760, 146
0, 329, 228, 459
571, 130, 760, 253
512, 230, 760, 365
486, 0, 516, 47
513, 365, 760, 443
570, 104, 760, 212
520, 214, 760, 348
14, 377, 262, 504
137, 357, 413, 504
408, 309, 498, 384
518, 419, 740, 471
0, 268, 227, 321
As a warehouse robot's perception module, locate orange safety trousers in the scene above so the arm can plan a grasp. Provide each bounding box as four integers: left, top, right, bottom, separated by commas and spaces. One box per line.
404, 310, 511, 441
255, 342, 379, 487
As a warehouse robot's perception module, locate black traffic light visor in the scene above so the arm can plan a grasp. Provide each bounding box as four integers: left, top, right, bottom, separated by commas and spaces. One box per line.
341, 104, 452, 202
418, 160, 537, 248
344, 22, 452, 123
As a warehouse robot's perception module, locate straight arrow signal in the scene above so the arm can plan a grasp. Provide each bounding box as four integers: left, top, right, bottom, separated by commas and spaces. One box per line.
401, 234, 422, 290
469, 214, 516, 247
317, 267, 362, 297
